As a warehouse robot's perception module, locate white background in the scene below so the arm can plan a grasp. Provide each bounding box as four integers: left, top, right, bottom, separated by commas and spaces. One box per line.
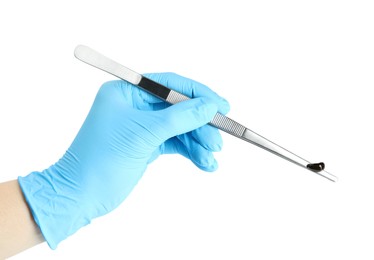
1, 0, 373, 259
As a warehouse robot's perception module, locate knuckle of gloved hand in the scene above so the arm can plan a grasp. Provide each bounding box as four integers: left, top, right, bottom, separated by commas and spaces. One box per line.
96, 81, 122, 101
98, 81, 114, 94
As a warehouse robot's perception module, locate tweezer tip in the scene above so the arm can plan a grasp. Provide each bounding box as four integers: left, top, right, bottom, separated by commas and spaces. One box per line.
306, 162, 337, 182
307, 162, 325, 172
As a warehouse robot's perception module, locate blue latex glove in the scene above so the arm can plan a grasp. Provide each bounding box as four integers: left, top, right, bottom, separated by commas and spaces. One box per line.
18, 72, 230, 249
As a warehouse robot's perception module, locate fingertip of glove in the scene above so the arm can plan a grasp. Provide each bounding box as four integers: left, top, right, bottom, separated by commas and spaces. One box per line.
218, 97, 230, 115
196, 97, 219, 121
199, 160, 219, 172
192, 153, 219, 172
200, 96, 230, 116
209, 143, 223, 152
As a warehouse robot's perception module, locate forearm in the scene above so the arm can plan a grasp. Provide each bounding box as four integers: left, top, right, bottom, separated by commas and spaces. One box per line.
0, 180, 45, 259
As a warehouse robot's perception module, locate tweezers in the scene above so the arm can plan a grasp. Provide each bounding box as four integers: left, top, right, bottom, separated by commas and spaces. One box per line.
74, 45, 337, 182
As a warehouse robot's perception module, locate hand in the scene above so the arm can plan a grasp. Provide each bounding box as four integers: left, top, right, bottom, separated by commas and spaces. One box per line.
18, 72, 230, 249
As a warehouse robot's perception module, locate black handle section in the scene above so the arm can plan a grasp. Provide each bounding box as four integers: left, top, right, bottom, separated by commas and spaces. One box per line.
138, 76, 171, 101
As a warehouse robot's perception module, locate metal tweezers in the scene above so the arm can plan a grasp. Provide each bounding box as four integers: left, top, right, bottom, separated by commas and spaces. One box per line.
74, 45, 337, 182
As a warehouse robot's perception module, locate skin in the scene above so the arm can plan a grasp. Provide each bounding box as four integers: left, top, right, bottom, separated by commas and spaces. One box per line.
0, 180, 45, 259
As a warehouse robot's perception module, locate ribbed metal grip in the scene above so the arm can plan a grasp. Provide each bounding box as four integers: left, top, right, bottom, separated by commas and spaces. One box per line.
210, 113, 246, 137
166, 90, 190, 104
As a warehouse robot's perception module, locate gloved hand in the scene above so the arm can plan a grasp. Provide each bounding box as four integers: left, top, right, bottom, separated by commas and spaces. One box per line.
18, 72, 230, 249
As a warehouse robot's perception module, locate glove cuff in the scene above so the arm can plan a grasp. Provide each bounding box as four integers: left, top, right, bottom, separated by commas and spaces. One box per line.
18, 167, 90, 249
